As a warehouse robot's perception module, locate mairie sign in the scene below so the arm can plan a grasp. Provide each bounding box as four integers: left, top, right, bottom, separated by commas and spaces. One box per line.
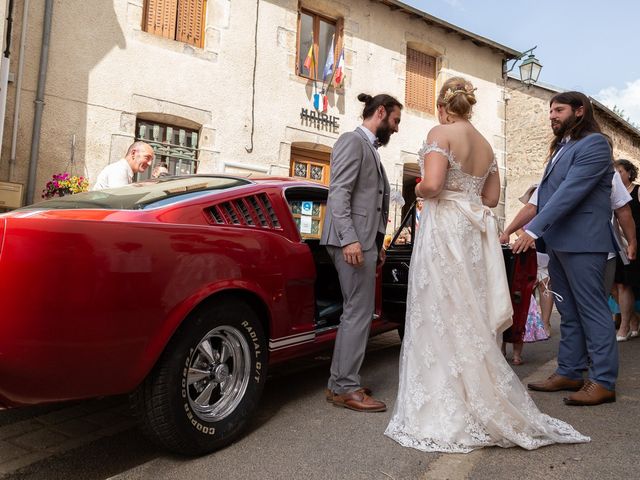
300, 108, 339, 134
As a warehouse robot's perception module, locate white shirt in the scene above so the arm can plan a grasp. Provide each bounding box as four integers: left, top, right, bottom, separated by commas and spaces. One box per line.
357, 125, 377, 146
92, 158, 133, 190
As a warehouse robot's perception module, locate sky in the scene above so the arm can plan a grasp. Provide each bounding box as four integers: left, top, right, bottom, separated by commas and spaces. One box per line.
404, 0, 640, 126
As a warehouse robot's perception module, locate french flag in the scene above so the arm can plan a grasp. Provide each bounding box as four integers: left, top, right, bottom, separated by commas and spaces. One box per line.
334, 49, 345, 85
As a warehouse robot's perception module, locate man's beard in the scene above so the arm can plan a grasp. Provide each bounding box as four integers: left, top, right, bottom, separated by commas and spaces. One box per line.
552, 113, 577, 138
376, 119, 392, 146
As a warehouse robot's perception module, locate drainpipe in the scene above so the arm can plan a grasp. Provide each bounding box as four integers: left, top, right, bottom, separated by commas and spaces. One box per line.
0, 1, 14, 169
8, 0, 28, 182
25, 0, 52, 204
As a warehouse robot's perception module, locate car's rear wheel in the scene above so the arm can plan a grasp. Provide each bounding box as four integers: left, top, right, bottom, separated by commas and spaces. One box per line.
131, 299, 268, 455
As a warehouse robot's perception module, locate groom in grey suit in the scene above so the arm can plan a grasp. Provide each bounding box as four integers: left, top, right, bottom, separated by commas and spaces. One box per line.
321, 93, 402, 412
514, 91, 618, 406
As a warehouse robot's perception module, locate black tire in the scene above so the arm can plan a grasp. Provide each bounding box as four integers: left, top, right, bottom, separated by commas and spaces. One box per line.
130, 298, 268, 455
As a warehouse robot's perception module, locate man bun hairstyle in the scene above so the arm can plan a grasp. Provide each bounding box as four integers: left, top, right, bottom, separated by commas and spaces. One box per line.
358, 93, 403, 119
437, 76, 477, 119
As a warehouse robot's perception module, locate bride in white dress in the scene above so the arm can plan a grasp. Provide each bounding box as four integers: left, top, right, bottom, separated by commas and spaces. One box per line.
384, 77, 589, 453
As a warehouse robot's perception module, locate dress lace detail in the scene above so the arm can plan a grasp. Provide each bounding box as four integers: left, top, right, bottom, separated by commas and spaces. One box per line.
417, 140, 498, 201
384, 141, 590, 453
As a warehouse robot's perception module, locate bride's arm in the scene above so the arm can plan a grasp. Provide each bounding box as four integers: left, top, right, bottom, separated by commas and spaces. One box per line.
481, 170, 500, 207
415, 127, 449, 199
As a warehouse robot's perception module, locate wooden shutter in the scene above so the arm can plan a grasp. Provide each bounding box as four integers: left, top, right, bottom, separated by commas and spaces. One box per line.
176, 0, 206, 48
405, 48, 436, 113
144, 0, 179, 40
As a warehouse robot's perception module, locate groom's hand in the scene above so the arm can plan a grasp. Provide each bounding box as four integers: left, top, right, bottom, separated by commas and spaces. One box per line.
498, 232, 510, 244
378, 247, 386, 266
343, 242, 364, 266
512, 232, 535, 253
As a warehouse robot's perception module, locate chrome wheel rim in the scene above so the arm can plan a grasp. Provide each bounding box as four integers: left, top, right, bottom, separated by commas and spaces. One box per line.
186, 325, 252, 422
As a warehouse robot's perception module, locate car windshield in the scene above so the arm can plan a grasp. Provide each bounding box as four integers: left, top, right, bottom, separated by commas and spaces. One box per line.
19, 176, 252, 210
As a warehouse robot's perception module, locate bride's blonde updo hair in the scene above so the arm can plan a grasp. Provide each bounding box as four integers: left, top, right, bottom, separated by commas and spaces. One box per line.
437, 76, 477, 120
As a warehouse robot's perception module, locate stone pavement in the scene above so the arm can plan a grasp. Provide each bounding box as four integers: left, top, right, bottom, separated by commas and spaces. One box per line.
0, 333, 398, 477
0, 396, 134, 475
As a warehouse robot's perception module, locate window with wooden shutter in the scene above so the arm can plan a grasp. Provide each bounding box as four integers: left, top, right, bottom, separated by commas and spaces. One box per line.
405, 48, 437, 114
143, 0, 206, 48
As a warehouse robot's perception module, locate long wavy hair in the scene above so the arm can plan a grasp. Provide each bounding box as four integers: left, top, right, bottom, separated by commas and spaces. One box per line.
548, 91, 601, 159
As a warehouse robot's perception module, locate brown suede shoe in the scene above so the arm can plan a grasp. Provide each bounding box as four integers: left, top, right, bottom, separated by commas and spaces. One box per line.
332, 388, 386, 412
325, 387, 372, 402
527, 373, 584, 392
563, 380, 616, 406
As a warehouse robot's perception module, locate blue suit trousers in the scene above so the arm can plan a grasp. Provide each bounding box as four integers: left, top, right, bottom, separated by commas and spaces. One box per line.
548, 249, 618, 390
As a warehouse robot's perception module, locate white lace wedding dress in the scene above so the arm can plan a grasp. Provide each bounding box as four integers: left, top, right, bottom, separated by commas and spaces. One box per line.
384, 142, 590, 453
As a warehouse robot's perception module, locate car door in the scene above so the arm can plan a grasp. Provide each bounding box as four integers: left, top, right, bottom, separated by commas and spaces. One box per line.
380, 201, 417, 324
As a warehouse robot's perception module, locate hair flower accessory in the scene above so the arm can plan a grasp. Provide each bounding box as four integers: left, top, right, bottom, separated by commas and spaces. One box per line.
442, 86, 477, 104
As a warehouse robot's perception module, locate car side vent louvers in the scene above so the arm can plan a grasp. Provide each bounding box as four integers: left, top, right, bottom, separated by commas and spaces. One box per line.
210, 208, 224, 224
208, 194, 280, 229
234, 199, 254, 225
259, 193, 280, 228
221, 202, 240, 224
247, 195, 269, 227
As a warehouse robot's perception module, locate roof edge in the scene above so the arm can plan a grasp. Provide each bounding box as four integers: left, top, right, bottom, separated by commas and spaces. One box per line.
378, 0, 521, 58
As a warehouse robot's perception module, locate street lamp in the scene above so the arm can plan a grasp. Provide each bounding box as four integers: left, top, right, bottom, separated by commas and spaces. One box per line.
505, 46, 543, 86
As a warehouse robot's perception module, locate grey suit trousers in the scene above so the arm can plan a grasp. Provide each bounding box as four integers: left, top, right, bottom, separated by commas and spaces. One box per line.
326, 244, 379, 394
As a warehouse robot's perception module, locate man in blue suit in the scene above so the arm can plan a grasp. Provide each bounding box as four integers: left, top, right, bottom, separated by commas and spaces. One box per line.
513, 91, 617, 406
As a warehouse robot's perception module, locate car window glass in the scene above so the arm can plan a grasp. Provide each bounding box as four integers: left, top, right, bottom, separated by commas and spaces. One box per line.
19, 176, 251, 211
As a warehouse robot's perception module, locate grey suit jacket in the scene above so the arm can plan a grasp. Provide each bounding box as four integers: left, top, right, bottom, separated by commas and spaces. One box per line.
320, 128, 391, 251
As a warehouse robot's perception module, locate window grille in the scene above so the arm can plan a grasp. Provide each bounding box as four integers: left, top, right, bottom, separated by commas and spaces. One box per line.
135, 120, 199, 180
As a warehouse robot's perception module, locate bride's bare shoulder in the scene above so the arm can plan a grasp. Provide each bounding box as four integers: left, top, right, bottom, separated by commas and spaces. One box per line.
426, 124, 452, 145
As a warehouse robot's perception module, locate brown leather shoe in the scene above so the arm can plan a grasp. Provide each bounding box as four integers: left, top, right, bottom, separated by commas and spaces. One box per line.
527, 373, 584, 392
563, 380, 616, 406
332, 388, 386, 412
325, 387, 372, 402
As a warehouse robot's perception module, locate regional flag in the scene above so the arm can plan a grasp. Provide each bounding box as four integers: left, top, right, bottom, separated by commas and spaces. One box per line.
303, 44, 316, 76
323, 35, 335, 80
334, 49, 345, 85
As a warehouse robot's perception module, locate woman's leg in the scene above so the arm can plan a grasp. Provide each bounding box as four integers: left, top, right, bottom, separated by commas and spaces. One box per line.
616, 283, 635, 338
537, 280, 554, 335
512, 342, 524, 365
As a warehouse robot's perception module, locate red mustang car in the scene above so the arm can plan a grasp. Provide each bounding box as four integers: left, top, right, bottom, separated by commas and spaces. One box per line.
0, 175, 535, 455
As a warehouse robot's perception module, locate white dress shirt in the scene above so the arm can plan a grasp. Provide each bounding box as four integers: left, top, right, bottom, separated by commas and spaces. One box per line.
92, 158, 134, 190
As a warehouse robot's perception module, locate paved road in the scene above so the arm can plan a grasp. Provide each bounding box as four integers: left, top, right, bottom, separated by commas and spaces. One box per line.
1, 314, 639, 480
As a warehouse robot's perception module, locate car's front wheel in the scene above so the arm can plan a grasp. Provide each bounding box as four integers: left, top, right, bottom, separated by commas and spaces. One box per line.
131, 299, 268, 455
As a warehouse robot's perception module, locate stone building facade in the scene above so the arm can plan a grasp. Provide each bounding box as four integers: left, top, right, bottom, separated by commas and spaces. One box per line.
0, 0, 519, 225
505, 76, 640, 222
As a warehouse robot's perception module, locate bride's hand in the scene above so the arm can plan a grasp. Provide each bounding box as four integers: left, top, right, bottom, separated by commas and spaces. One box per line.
498, 232, 510, 244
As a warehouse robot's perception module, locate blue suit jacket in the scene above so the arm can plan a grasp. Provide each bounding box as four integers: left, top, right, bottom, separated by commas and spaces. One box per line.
528, 133, 615, 253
